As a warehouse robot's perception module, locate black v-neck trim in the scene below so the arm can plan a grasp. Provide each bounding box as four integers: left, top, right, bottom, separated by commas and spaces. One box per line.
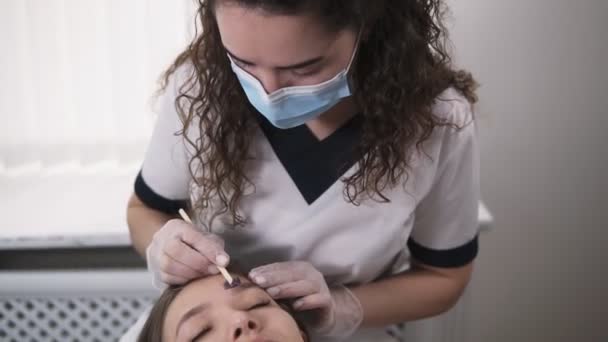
257, 114, 363, 205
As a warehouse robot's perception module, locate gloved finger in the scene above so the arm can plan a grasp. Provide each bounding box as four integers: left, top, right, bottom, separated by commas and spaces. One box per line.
159, 271, 189, 285
292, 292, 332, 311
164, 238, 210, 274
249, 262, 310, 287
265, 279, 320, 300
179, 228, 230, 268
159, 252, 203, 280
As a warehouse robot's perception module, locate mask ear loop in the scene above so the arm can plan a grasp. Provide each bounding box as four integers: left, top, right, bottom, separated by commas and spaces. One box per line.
345, 29, 363, 94
345, 30, 363, 72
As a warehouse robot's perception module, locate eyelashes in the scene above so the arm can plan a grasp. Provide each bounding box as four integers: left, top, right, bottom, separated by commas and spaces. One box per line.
248, 299, 271, 310
235, 61, 320, 77
236, 60, 254, 68
291, 67, 320, 77
191, 327, 211, 341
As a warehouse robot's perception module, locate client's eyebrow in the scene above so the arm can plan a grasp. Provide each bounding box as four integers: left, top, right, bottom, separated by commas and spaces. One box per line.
174, 282, 262, 337
229, 281, 257, 291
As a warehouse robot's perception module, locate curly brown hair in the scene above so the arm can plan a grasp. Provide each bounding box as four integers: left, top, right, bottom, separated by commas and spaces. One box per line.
161, 0, 478, 229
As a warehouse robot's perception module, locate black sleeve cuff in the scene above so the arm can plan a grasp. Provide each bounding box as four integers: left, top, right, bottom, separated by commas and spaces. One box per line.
407, 235, 479, 268
134, 171, 189, 215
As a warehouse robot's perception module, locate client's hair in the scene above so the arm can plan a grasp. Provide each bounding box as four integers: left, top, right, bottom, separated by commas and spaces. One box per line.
138, 284, 182, 342
137, 277, 310, 342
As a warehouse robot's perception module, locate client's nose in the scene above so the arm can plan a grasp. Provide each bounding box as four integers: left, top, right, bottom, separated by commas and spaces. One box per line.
231, 313, 260, 340
257, 71, 282, 94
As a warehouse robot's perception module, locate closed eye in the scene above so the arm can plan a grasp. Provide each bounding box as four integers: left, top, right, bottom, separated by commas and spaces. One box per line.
191, 327, 211, 342
249, 300, 271, 310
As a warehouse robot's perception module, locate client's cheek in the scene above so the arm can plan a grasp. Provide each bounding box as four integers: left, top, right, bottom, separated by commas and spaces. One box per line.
264, 310, 304, 340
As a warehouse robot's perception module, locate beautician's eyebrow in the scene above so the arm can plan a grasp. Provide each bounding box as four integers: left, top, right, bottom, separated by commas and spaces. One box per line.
224, 46, 324, 70
174, 282, 262, 337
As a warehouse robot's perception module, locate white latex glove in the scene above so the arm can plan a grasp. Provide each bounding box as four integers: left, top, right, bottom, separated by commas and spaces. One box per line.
249, 261, 363, 338
146, 218, 229, 290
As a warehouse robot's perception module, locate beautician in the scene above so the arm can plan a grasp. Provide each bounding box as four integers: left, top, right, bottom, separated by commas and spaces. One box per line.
126, 0, 481, 340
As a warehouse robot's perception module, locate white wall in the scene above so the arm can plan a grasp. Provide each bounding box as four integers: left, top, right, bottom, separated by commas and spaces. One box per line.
447, 0, 607, 341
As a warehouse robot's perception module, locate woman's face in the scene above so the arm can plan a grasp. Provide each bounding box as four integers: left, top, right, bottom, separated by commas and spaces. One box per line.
163, 274, 306, 342
215, 2, 357, 94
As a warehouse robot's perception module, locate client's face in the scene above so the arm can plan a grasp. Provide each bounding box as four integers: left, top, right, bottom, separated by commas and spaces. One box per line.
163, 274, 306, 342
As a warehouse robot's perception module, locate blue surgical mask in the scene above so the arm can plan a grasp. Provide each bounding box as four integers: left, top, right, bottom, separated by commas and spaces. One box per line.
228, 40, 358, 129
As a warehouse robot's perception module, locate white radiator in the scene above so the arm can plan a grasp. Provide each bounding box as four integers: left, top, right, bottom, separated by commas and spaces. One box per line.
0, 270, 157, 342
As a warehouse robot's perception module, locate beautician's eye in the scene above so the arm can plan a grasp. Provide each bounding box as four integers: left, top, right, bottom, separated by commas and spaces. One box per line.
235, 59, 254, 69
292, 66, 320, 77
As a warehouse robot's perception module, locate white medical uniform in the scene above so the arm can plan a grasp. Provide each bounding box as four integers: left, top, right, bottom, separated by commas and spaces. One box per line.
122, 69, 480, 342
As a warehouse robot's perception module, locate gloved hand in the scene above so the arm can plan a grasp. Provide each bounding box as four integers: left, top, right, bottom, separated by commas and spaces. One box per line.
146, 218, 230, 289
249, 261, 363, 338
